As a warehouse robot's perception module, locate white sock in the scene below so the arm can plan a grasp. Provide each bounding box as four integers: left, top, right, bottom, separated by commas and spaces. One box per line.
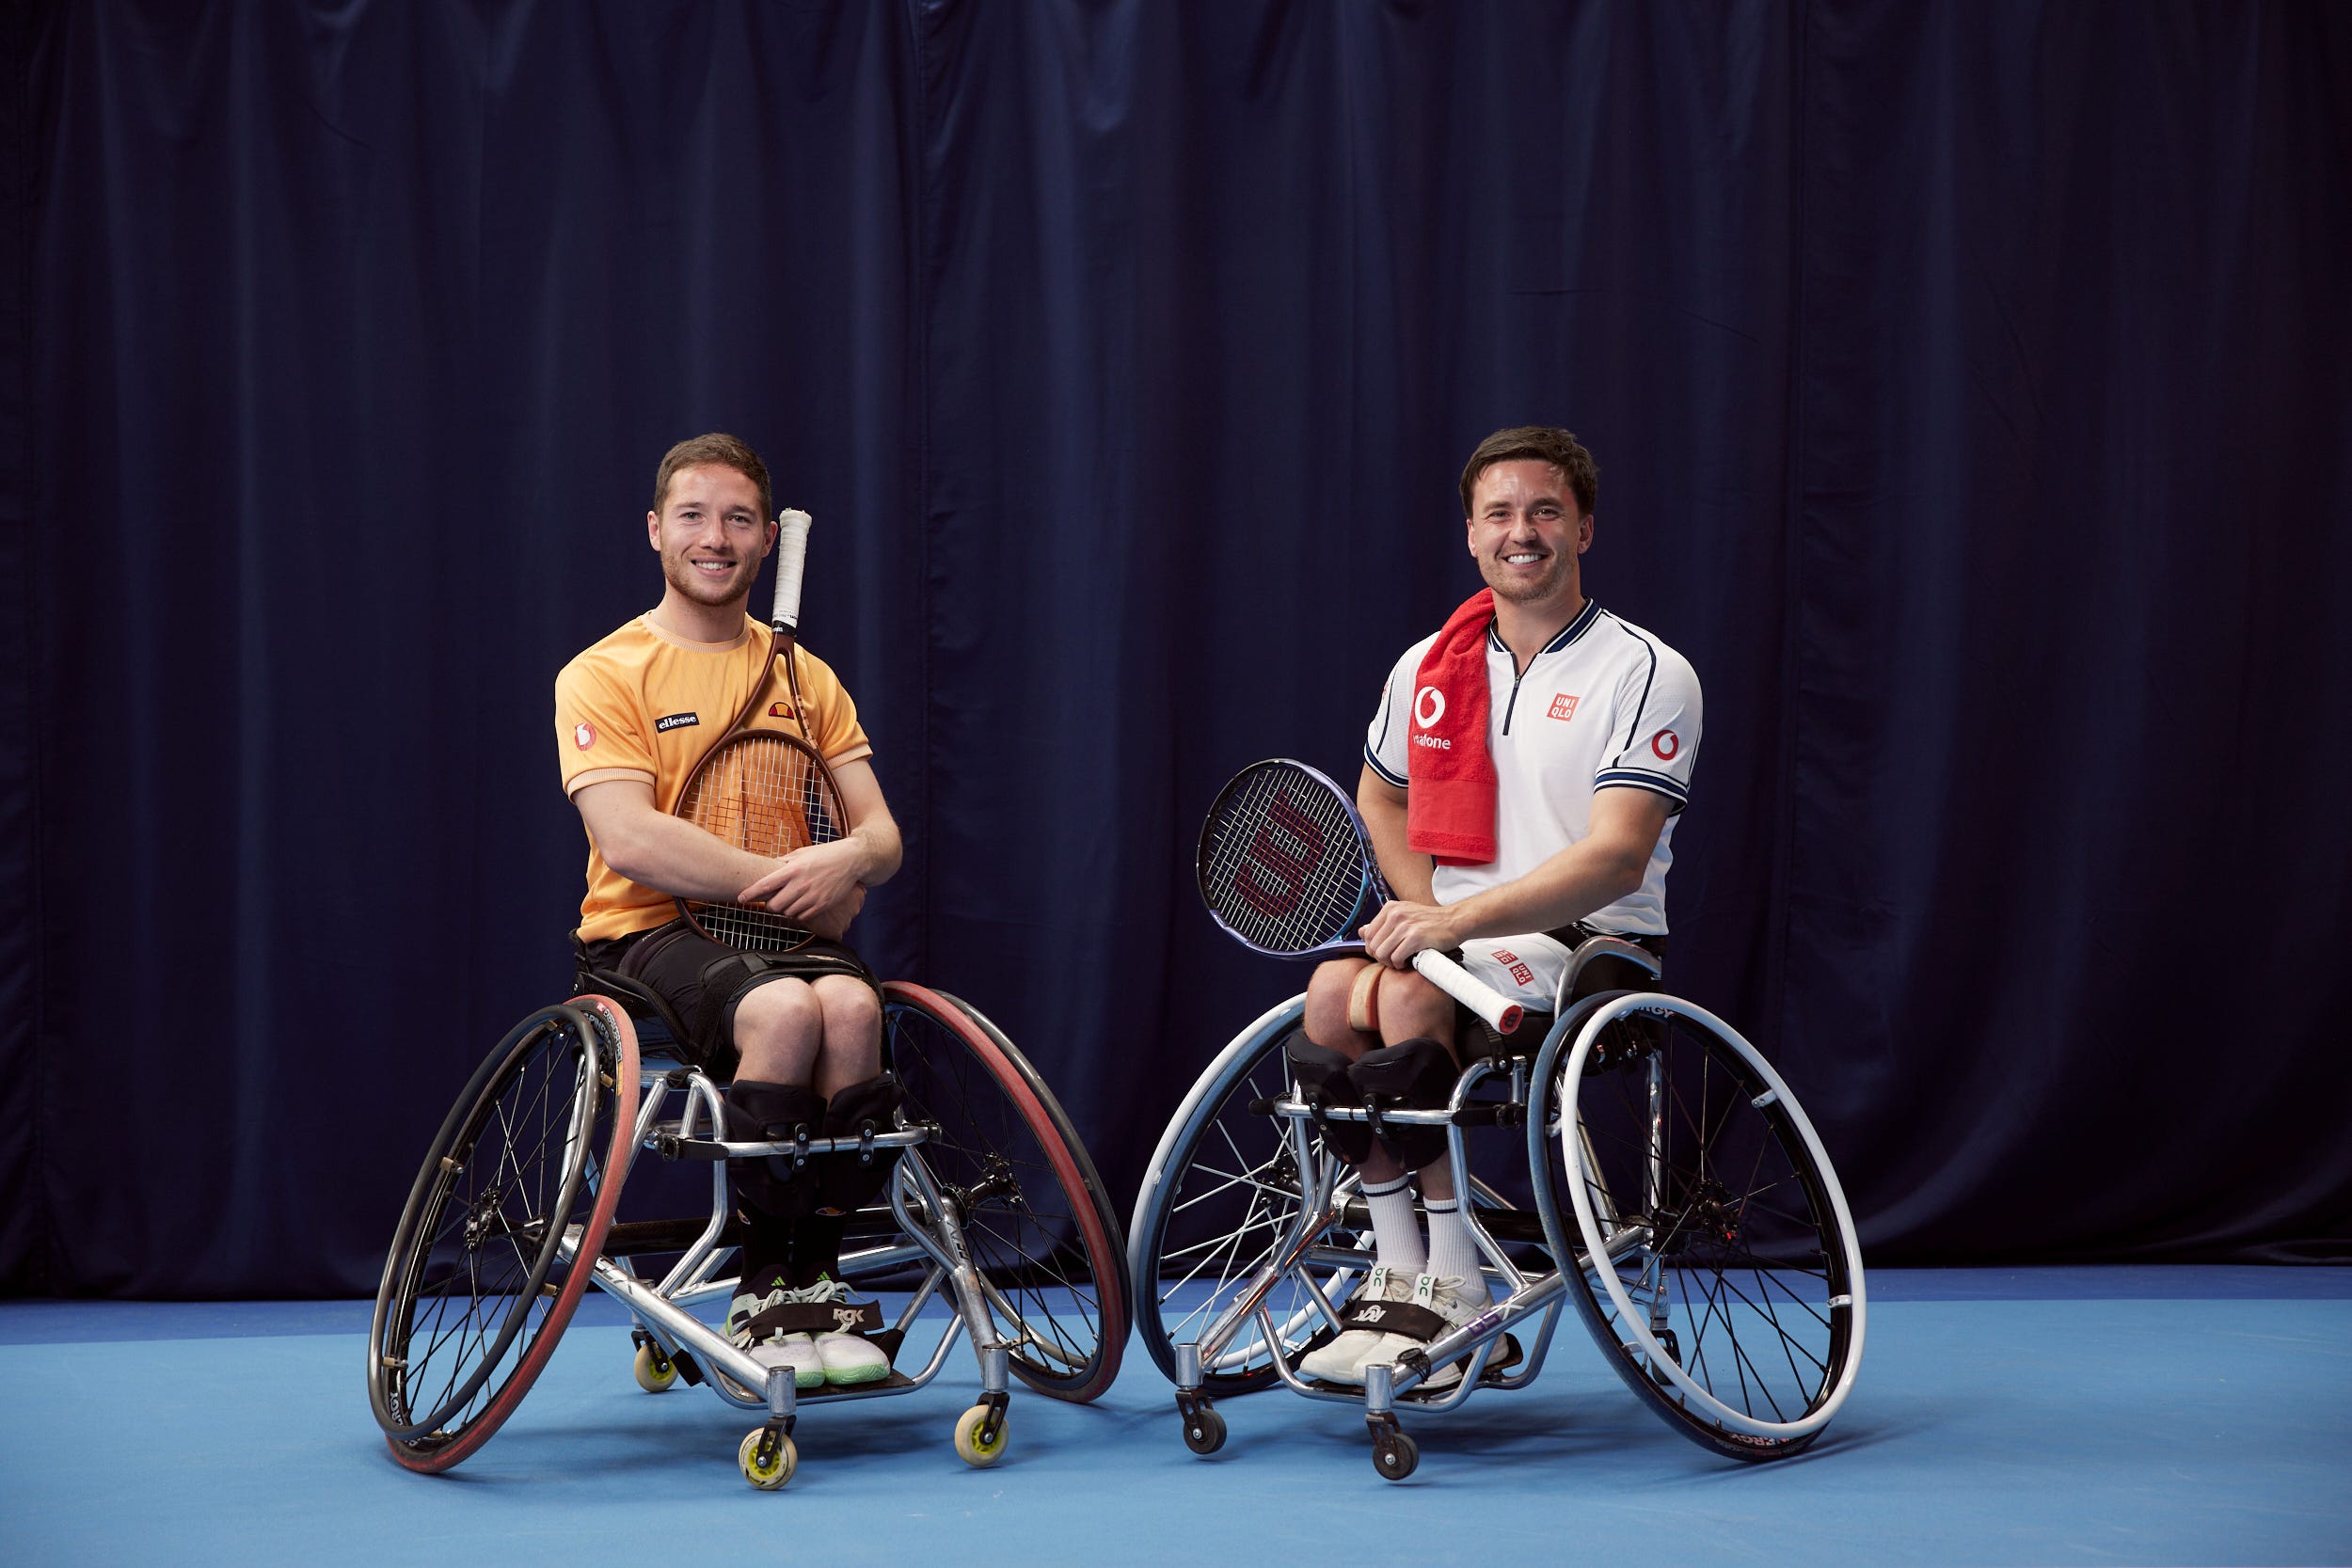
1361, 1174, 1426, 1275
1422, 1197, 1488, 1303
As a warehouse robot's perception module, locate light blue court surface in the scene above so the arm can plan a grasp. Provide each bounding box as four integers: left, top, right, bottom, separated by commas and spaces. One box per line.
4, 1268, 2347, 1568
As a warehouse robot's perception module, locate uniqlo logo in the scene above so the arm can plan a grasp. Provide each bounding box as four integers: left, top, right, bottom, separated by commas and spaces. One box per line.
1493, 948, 1536, 987
1548, 693, 1579, 722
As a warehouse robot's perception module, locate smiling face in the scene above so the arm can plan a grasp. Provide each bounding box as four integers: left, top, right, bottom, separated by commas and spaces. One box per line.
647, 463, 773, 613
1466, 457, 1591, 612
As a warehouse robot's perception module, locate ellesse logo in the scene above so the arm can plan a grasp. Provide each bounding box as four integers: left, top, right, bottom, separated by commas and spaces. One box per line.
655, 711, 700, 734
768, 701, 797, 720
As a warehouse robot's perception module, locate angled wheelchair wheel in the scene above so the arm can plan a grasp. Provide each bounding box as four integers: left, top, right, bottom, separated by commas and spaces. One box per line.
880, 983, 1127, 1403
1127, 1000, 1372, 1396
367, 996, 640, 1472
1529, 992, 1866, 1461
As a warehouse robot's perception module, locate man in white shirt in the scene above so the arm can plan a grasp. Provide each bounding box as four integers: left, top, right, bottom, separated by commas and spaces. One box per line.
1293, 425, 1701, 1388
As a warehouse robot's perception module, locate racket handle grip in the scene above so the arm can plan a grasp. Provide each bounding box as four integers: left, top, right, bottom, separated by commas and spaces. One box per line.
771, 508, 814, 634
1409, 949, 1524, 1036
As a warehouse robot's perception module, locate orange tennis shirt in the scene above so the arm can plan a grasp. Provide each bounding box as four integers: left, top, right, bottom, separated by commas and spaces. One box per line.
555, 613, 872, 942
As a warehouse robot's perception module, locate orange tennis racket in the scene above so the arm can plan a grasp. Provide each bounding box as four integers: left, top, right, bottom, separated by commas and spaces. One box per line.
672, 509, 848, 952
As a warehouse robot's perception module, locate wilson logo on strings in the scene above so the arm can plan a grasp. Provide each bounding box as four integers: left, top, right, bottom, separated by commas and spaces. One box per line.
1236, 790, 1327, 919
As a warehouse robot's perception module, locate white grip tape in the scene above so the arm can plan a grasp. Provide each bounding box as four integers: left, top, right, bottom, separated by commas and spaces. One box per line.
1409, 948, 1524, 1035
771, 509, 813, 632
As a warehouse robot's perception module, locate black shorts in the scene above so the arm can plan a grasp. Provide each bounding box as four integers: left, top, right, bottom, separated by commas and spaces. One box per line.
582, 919, 881, 1079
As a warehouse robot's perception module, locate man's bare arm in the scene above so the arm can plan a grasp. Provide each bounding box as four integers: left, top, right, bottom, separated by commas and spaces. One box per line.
574, 757, 902, 937
1357, 765, 1435, 902
576, 777, 778, 900
1357, 785, 1669, 966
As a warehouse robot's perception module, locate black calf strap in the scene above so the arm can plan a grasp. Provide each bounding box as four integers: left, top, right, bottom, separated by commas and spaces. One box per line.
1284, 1034, 1374, 1163
1351, 1036, 1458, 1171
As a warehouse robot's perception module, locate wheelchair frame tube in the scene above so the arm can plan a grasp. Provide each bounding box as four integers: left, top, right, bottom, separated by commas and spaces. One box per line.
888, 1136, 1010, 1396
1201, 1065, 1597, 1414
566, 1067, 1015, 1413
1174, 1109, 1348, 1392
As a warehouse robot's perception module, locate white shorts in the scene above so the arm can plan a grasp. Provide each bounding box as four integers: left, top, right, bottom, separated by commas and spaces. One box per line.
1454, 933, 1578, 1010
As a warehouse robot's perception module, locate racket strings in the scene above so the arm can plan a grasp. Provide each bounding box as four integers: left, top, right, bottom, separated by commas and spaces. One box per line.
1200, 768, 1372, 954
677, 735, 843, 952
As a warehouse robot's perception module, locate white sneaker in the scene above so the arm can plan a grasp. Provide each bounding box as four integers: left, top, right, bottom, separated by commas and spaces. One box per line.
1401, 1273, 1490, 1393
1298, 1264, 1418, 1384
798, 1275, 892, 1386
726, 1279, 826, 1390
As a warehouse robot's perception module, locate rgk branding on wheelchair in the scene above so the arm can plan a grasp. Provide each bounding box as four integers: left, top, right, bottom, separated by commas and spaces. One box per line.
1128, 937, 1867, 1481
366, 967, 1127, 1488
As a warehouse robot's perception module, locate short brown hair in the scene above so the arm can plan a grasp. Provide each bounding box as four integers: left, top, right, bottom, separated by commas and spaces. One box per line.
652, 432, 773, 523
1457, 426, 1597, 517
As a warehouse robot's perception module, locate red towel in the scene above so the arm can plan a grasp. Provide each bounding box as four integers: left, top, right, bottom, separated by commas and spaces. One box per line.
1406, 589, 1498, 866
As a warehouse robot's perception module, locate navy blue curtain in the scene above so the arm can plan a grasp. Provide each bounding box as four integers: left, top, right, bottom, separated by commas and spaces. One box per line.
7, 1, 2347, 1295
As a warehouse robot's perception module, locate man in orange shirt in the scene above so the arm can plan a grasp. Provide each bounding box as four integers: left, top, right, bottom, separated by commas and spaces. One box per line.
555, 433, 903, 1391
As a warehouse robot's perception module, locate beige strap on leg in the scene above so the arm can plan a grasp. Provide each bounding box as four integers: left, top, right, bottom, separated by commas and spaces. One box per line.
1346, 962, 1384, 1036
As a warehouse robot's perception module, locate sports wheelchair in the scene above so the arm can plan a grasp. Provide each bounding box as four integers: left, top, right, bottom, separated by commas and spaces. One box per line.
366, 962, 1128, 1488
1128, 936, 1866, 1480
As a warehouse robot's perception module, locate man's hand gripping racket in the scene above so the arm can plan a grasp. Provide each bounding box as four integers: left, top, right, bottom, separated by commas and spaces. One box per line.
1196, 759, 1522, 1035
671, 508, 855, 952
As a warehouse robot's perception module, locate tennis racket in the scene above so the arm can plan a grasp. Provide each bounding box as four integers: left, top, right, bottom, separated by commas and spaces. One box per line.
1197, 758, 1523, 1034
672, 508, 848, 952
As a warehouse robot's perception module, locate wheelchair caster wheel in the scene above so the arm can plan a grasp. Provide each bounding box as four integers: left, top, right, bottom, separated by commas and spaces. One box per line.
953, 1402, 1009, 1467
738, 1428, 797, 1490
632, 1342, 677, 1393
1181, 1405, 1227, 1456
1372, 1430, 1419, 1481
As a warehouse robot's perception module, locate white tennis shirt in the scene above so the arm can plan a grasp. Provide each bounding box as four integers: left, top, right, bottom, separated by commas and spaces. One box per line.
1363, 599, 1701, 937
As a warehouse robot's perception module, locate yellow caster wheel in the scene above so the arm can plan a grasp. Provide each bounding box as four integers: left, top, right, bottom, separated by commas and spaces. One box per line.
738, 1428, 797, 1490
953, 1403, 1009, 1467
632, 1342, 677, 1393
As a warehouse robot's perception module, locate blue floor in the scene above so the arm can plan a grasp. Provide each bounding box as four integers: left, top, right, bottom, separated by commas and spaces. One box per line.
4, 1268, 2348, 1567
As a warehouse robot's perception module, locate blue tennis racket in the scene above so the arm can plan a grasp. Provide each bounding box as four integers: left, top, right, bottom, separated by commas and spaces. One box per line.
1197, 759, 1522, 1034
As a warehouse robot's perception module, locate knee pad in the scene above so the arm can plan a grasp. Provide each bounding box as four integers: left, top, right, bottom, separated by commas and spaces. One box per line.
1350, 1036, 1457, 1171
814, 1073, 904, 1217
725, 1080, 829, 1219
1284, 1036, 1374, 1164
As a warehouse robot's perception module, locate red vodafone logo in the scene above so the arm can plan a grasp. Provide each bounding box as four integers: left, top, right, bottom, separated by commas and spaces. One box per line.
1413, 685, 1446, 728
573, 721, 596, 751
1651, 729, 1680, 761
